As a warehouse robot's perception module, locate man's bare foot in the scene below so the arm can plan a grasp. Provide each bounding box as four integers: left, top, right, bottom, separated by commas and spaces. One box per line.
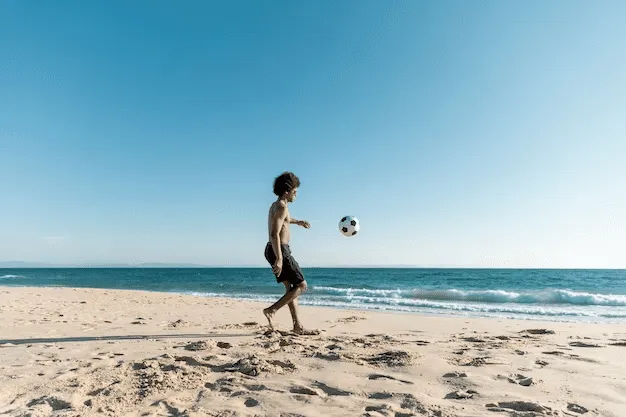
263, 308, 275, 330
292, 326, 320, 336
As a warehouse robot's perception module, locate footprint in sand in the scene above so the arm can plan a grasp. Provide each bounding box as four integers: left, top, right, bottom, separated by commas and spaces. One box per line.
333, 316, 367, 323
26, 396, 72, 412
184, 340, 215, 351
313, 351, 343, 362
460, 336, 488, 343
569, 341, 603, 348
521, 329, 555, 335
215, 322, 260, 330
442, 371, 468, 378
364, 351, 414, 367
486, 401, 552, 414
311, 381, 352, 396
368, 392, 394, 399
264, 329, 322, 337
151, 399, 187, 416
167, 319, 190, 328
566, 403, 589, 414
457, 357, 488, 367
290, 385, 324, 397
400, 394, 447, 416
290, 381, 352, 398
205, 377, 243, 394
87, 380, 122, 397
445, 389, 477, 399
205, 410, 240, 417
541, 350, 598, 363
542, 350, 565, 356
244, 398, 259, 407
499, 373, 535, 386
244, 383, 283, 394
364, 403, 393, 415
368, 374, 413, 385
218, 355, 297, 376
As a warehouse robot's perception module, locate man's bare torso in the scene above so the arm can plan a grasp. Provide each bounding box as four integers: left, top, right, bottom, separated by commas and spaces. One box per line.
268, 201, 291, 244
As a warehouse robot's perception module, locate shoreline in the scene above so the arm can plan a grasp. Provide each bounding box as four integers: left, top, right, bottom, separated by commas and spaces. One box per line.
1, 285, 621, 328
1, 284, 624, 325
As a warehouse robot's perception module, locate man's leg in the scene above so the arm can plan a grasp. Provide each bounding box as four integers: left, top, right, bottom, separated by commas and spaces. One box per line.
263, 280, 307, 330
283, 282, 303, 331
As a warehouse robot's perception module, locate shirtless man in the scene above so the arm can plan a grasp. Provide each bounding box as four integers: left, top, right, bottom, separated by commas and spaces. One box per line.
263, 171, 314, 334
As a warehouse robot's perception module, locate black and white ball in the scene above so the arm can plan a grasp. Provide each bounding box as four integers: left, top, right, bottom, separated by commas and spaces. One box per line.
338, 215, 360, 237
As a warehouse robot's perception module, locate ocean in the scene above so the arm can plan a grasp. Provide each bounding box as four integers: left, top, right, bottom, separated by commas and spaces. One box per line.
1, 268, 625, 323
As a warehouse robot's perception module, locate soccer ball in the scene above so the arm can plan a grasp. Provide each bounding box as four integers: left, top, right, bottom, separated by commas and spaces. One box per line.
338, 215, 360, 237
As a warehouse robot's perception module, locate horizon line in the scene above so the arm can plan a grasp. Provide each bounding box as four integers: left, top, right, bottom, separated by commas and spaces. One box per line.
0, 262, 624, 270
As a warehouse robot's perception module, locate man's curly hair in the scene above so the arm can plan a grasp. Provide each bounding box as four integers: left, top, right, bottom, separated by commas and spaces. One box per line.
273, 171, 301, 196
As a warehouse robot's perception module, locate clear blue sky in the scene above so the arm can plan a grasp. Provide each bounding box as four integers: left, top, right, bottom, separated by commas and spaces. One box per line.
1, 1, 625, 267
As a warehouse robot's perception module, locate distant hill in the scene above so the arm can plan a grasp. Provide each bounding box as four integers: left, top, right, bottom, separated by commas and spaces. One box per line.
0, 261, 51, 268
0, 261, 213, 268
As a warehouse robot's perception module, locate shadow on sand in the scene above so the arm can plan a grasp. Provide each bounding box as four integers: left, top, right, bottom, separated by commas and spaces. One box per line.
0, 333, 255, 346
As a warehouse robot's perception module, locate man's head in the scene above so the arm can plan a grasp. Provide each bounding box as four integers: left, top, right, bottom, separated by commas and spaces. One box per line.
273, 171, 300, 202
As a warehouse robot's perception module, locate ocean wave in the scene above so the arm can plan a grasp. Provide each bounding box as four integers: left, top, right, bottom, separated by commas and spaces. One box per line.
178, 290, 626, 322
313, 286, 406, 297
301, 298, 626, 320
312, 286, 626, 306
0, 275, 25, 279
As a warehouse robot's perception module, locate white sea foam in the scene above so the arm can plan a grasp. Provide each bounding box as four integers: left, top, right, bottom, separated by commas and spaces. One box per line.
179, 290, 626, 323
312, 286, 626, 306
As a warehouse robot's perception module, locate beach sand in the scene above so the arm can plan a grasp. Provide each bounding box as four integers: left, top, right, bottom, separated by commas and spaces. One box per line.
1, 287, 625, 417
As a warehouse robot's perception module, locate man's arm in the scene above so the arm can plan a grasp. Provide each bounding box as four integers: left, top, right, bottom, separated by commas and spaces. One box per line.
289, 218, 311, 228
270, 204, 288, 275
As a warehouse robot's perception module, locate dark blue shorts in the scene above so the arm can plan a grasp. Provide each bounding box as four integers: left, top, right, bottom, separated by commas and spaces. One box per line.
264, 242, 305, 285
